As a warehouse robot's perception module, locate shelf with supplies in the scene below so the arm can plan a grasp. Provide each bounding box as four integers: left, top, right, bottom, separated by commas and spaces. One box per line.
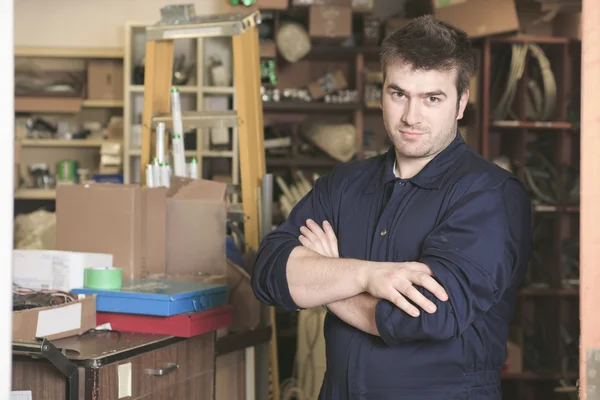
123, 21, 240, 188
480, 34, 581, 400
13, 46, 126, 205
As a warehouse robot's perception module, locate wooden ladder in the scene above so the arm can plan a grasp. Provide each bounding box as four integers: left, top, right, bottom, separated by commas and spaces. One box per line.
140, 6, 279, 400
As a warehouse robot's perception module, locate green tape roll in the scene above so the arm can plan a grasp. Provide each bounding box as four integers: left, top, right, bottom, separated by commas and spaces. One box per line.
84, 267, 123, 290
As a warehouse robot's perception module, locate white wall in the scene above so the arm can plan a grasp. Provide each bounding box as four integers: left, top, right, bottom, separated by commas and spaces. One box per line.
15, 0, 222, 48
2, 0, 14, 397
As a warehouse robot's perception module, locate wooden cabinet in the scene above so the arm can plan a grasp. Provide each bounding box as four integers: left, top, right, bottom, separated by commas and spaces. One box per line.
12, 332, 215, 400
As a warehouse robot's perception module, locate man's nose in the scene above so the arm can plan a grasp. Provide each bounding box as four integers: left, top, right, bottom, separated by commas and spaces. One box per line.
401, 99, 422, 126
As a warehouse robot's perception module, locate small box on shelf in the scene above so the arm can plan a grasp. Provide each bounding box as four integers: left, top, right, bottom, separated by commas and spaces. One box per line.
87, 60, 124, 100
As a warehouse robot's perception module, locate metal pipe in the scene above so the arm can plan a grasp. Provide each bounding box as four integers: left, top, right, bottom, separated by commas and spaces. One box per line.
261, 174, 273, 240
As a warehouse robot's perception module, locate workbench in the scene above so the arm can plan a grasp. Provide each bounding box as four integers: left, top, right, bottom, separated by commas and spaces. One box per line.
11, 326, 272, 400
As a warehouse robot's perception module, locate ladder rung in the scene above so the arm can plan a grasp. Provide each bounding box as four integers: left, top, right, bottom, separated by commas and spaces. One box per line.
146, 10, 261, 41
152, 111, 239, 130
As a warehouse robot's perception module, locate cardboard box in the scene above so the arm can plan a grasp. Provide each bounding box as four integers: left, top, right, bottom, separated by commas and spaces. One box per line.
309, 5, 352, 38
87, 60, 124, 100
15, 97, 82, 113
13, 295, 96, 341
433, 0, 519, 38
554, 12, 581, 40
55, 178, 227, 281
517, 3, 553, 37
13, 249, 113, 291
258, 0, 289, 9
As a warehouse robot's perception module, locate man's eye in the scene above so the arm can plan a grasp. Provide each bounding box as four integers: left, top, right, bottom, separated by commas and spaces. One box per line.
392, 92, 405, 98
428, 97, 440, 103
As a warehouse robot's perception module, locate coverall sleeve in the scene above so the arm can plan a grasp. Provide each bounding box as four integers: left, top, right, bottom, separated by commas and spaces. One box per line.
251, 174, 335, 311
375, 177, 532, 345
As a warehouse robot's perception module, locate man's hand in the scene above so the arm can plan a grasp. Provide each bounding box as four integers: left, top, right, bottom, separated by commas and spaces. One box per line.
363, 262, 448, 317
299, 219, 339, 258
298, 219, 448, 317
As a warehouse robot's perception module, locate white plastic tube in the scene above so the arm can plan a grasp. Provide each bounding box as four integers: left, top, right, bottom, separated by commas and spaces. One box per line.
156, 122, 166, 164
171, 88, 186, 177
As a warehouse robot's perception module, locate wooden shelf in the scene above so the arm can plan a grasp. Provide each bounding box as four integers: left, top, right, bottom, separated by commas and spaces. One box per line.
263, 101, 360, 112
82, 99, 124, 108
534, 204, 580, 213
18, 139, 120, 148
130, 85, 199, 93
14, 46, 124, 58
14, 188, 56, 200
491, 120, 573, 129
202, 86, 235, 94
490, 35, 571, 45
215, 326, 272, 357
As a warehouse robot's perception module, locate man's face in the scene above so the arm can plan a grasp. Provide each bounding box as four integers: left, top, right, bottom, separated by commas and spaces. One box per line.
381, 61, 469, 159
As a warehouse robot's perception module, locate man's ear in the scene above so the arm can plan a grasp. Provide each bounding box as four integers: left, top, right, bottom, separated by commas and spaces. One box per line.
457, 89, 470, 120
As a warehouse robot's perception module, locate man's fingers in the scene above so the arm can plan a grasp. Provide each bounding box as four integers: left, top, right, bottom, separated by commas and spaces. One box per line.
413, 272, 448, 302
322, 221, 339, 258
306, 219, 328, 242
398, 283, 437, 314
300, 226, 332, 257
298, 235, 316, 252
388, 291, 420, 317
300, 226, 325, 254
306, 219, 334, 256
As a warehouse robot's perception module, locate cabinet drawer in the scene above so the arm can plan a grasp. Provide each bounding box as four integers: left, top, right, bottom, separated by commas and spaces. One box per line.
98, 332, 215, 399
137, 370, 214, 400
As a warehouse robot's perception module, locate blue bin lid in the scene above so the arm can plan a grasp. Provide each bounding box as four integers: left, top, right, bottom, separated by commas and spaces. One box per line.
71, 279, 227, 302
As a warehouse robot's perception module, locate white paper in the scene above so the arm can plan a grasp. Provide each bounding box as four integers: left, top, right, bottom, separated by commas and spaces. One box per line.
118, 363, 132, 398
36, 303, 82, 337
11, 391, 32, 400
51, 257, 70, 293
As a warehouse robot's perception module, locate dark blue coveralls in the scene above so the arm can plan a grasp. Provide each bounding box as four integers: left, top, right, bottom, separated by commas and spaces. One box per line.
252, 132, 532, 399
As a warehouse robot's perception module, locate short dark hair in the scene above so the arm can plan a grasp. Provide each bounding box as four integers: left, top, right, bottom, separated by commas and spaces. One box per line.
380, 15, 475, 97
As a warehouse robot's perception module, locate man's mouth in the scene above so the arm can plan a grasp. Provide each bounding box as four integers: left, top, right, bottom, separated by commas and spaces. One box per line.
399, 130, 424, 137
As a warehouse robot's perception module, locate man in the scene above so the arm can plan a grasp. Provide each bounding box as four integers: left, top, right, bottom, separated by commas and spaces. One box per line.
252, 15, 531, 400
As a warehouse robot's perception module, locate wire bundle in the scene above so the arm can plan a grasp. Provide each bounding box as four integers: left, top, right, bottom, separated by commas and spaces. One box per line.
12, 283, 76, 310
493, 43, 557, 121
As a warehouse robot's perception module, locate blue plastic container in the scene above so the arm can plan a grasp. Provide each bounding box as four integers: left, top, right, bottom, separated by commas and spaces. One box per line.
71, 279, 228, 317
